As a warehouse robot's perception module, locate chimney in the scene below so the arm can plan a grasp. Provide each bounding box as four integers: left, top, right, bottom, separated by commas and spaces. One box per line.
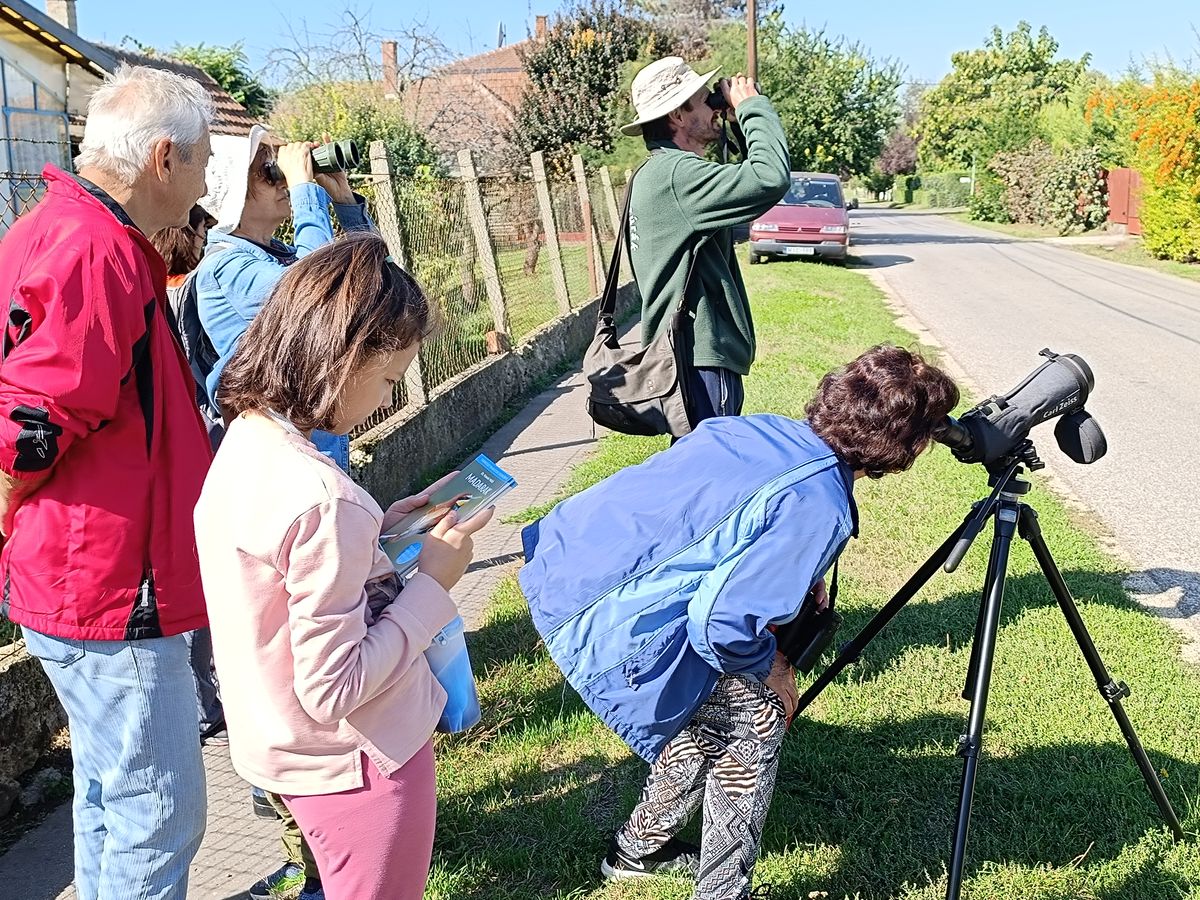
381, 40, 399, 99
535, 15, 548, 43
46, 0, 78, 32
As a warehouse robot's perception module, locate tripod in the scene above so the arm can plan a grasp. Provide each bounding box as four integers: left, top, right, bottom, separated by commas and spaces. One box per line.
793, 443, 1184, 900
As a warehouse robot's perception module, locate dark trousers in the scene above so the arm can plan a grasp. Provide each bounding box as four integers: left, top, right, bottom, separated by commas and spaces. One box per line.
688, 366, 745, 423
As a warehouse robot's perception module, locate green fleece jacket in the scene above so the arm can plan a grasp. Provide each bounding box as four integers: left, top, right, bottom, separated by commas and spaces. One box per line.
629, 96, 790, 376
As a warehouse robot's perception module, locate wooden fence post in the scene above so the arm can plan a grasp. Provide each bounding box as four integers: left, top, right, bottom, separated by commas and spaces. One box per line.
368, 141, 409, 269
599, 166, 621, 237
531, 151, 572, 314
458, 149, 510, 348
369, 141, 426, 405
572, 154, 606, 296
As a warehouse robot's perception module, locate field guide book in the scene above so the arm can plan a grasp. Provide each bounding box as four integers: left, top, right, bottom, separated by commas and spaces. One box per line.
380, 454, 516, 576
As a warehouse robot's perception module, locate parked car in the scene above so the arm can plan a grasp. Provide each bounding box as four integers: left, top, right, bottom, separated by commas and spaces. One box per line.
748, 173, 851, 264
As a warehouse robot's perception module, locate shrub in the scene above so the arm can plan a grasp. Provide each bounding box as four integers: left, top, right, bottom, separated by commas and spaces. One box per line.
984, 139, 1107, 233
892, 174, 916, 203
1140, 184, 1200, 261
1088, 76, 1200, 259
919, 171, 972, 208
968, 173, 1010, 222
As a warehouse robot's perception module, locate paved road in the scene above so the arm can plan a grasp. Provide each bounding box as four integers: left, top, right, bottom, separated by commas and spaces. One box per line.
846, 209, 1200, 651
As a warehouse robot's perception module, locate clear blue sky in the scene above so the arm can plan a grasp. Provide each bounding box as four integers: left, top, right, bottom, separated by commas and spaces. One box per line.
79, 0, 1199, 86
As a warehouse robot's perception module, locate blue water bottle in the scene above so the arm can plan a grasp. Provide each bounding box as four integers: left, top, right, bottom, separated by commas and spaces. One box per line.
423, 615, 481, 733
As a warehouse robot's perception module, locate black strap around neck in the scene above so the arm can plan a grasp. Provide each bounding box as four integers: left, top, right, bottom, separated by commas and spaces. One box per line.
596, 154, 710, 325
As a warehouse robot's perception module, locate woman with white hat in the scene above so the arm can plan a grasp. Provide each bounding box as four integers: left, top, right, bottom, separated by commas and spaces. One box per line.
194, 124, 374, 471
192, 124, 374, 900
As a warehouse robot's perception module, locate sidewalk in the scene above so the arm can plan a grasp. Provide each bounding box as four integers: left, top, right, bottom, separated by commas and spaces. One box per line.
0, 363, 608, 900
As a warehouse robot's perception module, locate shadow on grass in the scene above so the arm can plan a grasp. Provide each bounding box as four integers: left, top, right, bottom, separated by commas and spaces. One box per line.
435, 575, 1198, 899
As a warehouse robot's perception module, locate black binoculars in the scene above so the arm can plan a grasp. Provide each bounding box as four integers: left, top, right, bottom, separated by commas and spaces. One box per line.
264, 140, 362, 186
705, 80, 763, 112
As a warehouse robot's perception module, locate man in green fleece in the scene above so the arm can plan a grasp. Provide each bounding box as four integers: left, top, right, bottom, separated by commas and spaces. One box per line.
622, 56, 790, 423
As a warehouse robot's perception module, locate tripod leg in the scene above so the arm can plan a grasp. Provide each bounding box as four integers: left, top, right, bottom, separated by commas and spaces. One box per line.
1018, 505, 1185, 841
947, 503, 1019, 900
963, 528, 1004, 703
793, 510, 974, 716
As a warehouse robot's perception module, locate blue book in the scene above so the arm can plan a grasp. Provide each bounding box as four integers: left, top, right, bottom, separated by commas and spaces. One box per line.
380, 454, 516, 576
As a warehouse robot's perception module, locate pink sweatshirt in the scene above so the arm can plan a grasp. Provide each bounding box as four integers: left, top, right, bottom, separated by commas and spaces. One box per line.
194, 412, 457, 796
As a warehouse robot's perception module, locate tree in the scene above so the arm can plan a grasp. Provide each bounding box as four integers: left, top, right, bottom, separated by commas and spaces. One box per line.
266, 7, 452, 88
754, 15, 901, 177
270, 82, 441, 177
916, 22, 1089, 171
511, 0, 672, 174
172, 43, 273, 118
876, 130, 917, 175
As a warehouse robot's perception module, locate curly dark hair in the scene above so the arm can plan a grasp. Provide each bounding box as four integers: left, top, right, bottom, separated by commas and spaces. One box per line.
806, 345, 959, 478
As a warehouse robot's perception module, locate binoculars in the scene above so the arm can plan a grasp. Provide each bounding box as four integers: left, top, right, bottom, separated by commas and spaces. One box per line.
263, 139, 362, 185
705, 80, 763, 111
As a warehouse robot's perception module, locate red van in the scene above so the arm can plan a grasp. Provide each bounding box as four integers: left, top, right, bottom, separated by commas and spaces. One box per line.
749, 172, 853, 264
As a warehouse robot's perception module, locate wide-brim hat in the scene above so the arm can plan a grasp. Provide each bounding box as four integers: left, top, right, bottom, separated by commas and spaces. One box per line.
622, 57, 719, 137
199, 123, 272, 234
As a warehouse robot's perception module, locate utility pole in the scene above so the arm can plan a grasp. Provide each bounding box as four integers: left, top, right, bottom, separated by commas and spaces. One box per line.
746, 0, 758, 80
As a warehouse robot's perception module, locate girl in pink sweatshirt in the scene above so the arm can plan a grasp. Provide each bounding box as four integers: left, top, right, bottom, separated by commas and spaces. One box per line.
194, 233, 492, 899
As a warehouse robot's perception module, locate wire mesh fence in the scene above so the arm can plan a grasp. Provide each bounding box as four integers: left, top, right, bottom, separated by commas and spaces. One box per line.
482, 175, 561, 342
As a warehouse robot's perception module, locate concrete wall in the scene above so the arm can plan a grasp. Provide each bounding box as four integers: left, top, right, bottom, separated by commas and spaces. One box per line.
0, 643, 67, 817
353, 282, 636, 505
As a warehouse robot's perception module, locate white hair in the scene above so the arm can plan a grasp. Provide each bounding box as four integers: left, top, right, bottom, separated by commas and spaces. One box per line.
75, 64, 215, 185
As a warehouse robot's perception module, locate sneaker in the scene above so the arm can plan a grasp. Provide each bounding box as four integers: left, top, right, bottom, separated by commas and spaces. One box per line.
600, 836, 701, 880
251, 786, 282, 820
247, 861, 305, 900
297, 881, 325, 900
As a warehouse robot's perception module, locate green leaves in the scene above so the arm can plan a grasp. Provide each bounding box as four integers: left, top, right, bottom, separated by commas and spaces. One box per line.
171, 42, 273, 119
916, 22, 1089, 172
512, 0, 670, 174
756, 15, 902, 178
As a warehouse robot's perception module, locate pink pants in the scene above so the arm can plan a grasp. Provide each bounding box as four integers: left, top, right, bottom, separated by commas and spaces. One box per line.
282, 742, 436, 900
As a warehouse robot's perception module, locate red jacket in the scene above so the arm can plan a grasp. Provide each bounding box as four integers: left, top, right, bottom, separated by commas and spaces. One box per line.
0, 166, 212, 640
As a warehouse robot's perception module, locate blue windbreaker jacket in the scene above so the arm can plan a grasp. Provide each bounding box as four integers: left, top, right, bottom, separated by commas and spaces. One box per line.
519, 414, 858, 761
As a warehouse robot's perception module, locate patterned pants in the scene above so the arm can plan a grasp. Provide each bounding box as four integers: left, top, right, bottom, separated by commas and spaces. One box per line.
615, 675, 789, 900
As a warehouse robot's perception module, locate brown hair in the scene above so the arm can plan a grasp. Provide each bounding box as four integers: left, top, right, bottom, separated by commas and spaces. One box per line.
806, 345, 959, 478
149, 204, 215, 276
218, 232, 433, 432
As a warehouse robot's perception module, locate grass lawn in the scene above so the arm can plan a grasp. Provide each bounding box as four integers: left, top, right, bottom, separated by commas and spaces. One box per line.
947, 213, 1062, 240
430, 260, 1200, 900
1066, 239, 1200, 286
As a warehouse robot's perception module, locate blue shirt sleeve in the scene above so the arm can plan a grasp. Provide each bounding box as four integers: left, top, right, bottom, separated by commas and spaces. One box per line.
686, 486, 845, 677
290, 183, 337, 257
332, 192, 374, 233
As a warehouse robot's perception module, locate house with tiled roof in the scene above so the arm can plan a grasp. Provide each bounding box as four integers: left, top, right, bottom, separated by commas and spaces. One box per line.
396, 16, 548, 174
0, 0, 254, 229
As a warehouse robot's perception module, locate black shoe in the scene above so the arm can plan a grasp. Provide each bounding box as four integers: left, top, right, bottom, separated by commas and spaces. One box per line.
200, 725, 229, 747
600, 836, 700, 880
251, 786, 281, 820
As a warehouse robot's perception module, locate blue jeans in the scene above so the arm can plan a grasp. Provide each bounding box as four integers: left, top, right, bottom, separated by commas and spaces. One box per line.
21, 627, 207, 900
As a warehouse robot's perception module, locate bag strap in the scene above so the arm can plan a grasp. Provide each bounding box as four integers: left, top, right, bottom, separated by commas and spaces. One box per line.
597, 156, 713, 325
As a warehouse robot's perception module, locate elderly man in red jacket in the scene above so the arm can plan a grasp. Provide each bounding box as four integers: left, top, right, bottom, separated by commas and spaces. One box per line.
0, 65, 214, 899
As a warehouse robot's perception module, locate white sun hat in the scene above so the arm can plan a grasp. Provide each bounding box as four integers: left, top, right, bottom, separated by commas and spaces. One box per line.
621, 56, 719, 137
199, 123, 272, 234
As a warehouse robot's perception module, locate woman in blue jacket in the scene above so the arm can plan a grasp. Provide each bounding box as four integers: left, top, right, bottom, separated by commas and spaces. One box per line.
520, 345, 959, 900
196, 125, 375, 470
